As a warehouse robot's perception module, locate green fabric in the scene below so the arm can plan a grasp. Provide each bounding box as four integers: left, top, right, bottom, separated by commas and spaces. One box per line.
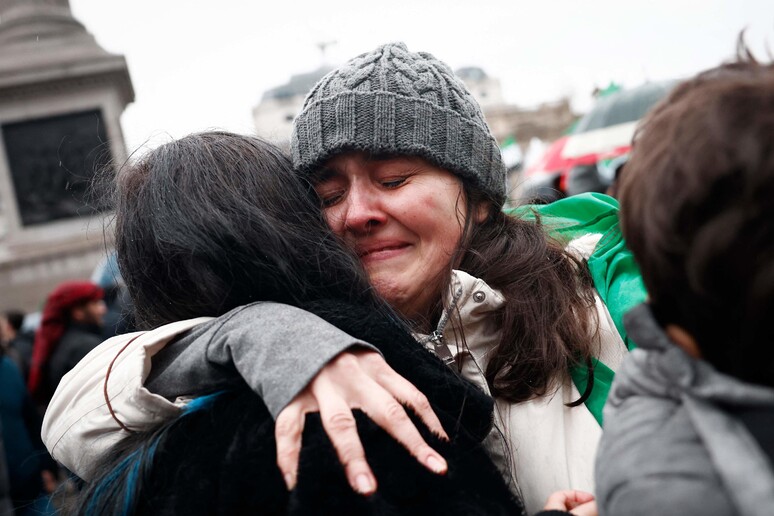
505, 192, 647, 425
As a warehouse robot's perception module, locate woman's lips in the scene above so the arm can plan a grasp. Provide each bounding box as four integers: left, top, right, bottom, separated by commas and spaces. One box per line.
357, 243, 410, 263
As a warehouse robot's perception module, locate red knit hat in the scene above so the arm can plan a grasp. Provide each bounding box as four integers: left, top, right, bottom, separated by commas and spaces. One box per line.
28, 280, 104, 398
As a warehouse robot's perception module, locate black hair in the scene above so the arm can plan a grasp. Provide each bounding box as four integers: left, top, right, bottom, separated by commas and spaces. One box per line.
114, 132, 378, 328
3, 310, 24, 332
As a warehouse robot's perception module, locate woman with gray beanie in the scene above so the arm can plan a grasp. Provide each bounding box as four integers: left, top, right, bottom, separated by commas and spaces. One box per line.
281, 41, 644, 514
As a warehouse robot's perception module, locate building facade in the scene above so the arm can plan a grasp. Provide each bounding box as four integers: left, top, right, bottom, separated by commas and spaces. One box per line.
0, 0, 133, 311
252, 66, 332, 148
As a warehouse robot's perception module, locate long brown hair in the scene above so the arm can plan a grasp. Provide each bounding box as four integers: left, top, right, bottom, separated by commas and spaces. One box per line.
451, 188, 598, 403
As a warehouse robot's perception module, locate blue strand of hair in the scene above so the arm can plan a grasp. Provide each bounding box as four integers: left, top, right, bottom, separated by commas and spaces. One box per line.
82, 391, 226, 516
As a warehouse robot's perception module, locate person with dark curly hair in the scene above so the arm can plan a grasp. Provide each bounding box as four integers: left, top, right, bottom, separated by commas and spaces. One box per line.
596, 45, 774, 515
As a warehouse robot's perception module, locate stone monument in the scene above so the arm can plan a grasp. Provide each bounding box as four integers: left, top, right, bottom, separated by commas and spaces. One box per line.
0, 0, 134, 311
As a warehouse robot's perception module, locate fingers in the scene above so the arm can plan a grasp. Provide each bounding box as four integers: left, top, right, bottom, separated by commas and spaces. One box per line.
360, 381, 448, 476
275, 395, 311, 491
564, 490, 595, 509
543, 490, 569, 511
543, 490, 596, 511
347, 351, 448, 475
571, 500, 598, 516
276, 349, 451, 498
314, 380, 377, 495
376, 366, 448, 441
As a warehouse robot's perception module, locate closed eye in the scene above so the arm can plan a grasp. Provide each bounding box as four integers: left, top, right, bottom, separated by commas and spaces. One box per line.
381, 177, 408, 188
313, 173, 347, 208
318, 190, 343, 207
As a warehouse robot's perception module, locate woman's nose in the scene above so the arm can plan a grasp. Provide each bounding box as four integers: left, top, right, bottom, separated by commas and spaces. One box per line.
342, 185, 387, 234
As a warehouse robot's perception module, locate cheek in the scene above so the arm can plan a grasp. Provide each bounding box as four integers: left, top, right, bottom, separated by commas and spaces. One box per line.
435, 225, 464, 259
414, 208, 465, 263
323, 208, 345, 235
422, 190, 466, 245
433, 208, 466, 262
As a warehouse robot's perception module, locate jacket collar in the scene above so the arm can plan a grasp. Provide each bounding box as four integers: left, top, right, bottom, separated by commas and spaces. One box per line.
418, 270, 505, 380
620, 302, 774, 514
622, 303, 774, 405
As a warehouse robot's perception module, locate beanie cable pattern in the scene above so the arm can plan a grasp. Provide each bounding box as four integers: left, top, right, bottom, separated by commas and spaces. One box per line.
291, 42, 506, 206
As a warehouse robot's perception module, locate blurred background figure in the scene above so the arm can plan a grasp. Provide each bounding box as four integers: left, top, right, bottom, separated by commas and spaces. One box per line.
27, 281, 105, 405
0, 431, 13, 515
1, 310, 34, 382
90, 253, 136, 339
1, 341, 57, 515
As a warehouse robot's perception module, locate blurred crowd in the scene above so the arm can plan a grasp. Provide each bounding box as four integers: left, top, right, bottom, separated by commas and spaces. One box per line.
0, 278, 134, 515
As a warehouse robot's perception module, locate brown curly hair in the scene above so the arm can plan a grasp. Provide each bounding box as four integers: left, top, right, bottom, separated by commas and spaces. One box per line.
619, 40, 774, 387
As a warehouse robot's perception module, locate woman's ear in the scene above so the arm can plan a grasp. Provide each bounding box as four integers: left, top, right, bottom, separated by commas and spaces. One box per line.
474, 202, 491, 224
665, 324, 702, 359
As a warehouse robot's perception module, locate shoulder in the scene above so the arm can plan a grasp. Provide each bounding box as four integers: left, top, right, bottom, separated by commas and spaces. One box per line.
517, 194, 647, 349
595, 354, 742, 515
203, 301, 335, 337
507, 194, 645, 329
42, 321, 206, 480
596, 397, 730, 514
506, 192, 620, 240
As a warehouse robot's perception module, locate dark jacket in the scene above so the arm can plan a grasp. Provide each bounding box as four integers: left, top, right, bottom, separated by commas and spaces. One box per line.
0, 356, 55, 511
0, 423, 14, 515
73, 299, 527, 515
7, 330, 34, 381
46, 323, 103, 394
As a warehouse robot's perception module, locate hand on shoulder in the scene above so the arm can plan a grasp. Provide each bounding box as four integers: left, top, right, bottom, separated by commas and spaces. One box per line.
275, 348, 449, 494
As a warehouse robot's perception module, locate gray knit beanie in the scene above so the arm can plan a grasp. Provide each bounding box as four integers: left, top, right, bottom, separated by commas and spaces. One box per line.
291, 42, 507, 206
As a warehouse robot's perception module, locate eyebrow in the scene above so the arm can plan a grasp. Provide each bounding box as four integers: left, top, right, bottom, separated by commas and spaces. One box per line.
311, 167, 337, 184
312, 152, 414, 183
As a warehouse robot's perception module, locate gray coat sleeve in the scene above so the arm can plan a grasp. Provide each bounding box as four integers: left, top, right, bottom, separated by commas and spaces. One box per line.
599, 475, 734, 516
145, 302, 380, 418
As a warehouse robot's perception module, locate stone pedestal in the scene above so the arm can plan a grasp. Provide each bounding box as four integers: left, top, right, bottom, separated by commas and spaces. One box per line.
0, 0, 134, 312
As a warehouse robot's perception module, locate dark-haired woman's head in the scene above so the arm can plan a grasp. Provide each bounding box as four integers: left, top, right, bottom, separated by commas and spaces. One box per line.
620, 45, 774, 386
114, 131, 373, 329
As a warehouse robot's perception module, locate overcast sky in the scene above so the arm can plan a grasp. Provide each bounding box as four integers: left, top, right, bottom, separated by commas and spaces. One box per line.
68, 0, 774, 153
